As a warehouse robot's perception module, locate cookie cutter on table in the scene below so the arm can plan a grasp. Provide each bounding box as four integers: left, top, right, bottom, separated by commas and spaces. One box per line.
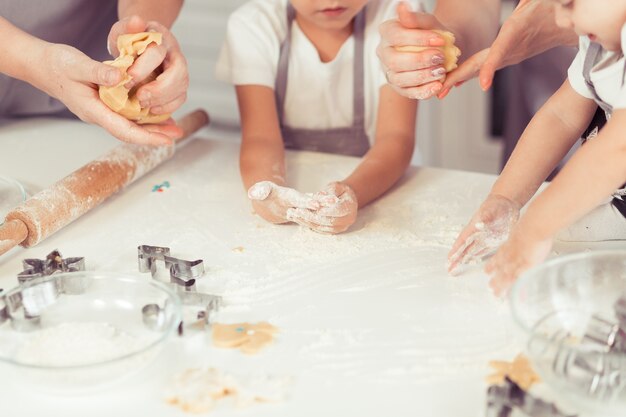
0, 273, 91, 332
486, 377, 577, 417
17, 250, 85, 284
138, 245, 204, 291
530, 295, 626, 401
138, 245, 222, 336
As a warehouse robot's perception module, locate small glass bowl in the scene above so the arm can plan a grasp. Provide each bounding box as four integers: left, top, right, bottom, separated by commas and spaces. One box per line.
0, 175, 27, 222
510, 250, 626, 416
0, 271, 181, 393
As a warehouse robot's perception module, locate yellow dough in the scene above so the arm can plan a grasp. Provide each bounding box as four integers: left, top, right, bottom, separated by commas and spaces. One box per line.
395, 30, 461, 72
212, 322, 278, 355
486, 354, 541, 390
98, 32, 170, 124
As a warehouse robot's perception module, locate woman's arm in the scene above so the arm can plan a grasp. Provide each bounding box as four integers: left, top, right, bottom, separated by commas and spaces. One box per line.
342, 85, 418, 207
0, 16, 174, 145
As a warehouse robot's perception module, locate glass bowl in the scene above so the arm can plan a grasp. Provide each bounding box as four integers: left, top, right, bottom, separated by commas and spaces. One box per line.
510, 250, 626, 416
0, 175, 27, 222
0, 271, 181, 393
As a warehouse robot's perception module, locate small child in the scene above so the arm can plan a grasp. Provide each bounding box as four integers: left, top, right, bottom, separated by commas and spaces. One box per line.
216, 0, 431, 234
448, 0, 626, 294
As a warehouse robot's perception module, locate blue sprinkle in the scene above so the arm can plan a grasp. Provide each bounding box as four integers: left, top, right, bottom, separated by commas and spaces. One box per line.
235, 327, 245, 333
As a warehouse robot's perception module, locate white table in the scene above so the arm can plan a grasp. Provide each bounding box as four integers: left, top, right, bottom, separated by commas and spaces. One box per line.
0, 118, 615, 417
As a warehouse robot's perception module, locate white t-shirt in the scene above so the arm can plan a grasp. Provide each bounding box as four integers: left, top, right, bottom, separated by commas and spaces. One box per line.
216, 0, 419, 143
567, 24, 626, 110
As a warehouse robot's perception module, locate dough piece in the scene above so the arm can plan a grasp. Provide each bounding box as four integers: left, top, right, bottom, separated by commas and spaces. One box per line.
212, 322, 278, 354
486, 353, 541, 390
395, 30, 461, 72
165, 368, 239, 413
98, 32, 170, 124
165, 368, 291, 413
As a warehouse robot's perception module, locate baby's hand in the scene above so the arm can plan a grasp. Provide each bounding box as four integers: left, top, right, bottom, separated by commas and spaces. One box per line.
448, 194, 520, 275
247, 181, 319, 224
286, 182, 358, 234
485, 226, 553, 297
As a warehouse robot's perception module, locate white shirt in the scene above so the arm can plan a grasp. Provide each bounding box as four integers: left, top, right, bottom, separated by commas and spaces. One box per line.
568, 24, 626, 110
216, 0, 419, 143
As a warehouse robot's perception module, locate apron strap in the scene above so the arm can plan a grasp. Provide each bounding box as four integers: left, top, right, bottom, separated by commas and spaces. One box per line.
275, 3, 296, 121
583, 42, 613, 114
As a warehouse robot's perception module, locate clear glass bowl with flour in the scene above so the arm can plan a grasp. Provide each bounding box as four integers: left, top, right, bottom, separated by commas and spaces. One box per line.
0, 271, 181, 393
510, 250, 626, 416
0, 175, 27, 222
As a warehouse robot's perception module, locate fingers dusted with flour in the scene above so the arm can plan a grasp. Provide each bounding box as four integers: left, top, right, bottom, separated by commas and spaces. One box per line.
248, 181, 320, 224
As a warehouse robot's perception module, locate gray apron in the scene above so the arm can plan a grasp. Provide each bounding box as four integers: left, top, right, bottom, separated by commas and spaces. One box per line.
275, 4, 370, 157
0, 0, 117, 118
582, 41, 626, 216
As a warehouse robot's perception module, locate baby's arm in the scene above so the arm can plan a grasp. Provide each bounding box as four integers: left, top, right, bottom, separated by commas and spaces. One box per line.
510, 108, 626, 241
487, 107, 626, 295
449, 80, 597, 273
343, 85, 418, 206
237, 85, 317, 224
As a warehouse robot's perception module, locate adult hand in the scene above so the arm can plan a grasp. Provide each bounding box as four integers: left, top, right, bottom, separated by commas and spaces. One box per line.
287, 182, 358, 234
108, 15, 189, 118
377, 2, 449, 100
448, 194, 520, 275
248, 181, 320, 224
439, 0, 577, 98
36, 43, 179, 145
485, 225, 553, 297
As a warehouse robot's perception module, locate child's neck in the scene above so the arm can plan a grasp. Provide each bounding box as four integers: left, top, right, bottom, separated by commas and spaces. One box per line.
295, 15, 354, 63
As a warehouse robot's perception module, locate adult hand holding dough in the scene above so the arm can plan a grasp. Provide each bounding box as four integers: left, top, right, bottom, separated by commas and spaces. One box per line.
438, 0, 578, 98
377, 2, 457, 100
107, 16, 189, 120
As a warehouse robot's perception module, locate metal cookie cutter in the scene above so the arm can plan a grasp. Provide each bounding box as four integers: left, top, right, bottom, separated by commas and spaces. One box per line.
138, 245, 204, 290
18, 250, 85, 284
0, 274, 91, 332
486, 377, 577, 417
138, 245, 221, 335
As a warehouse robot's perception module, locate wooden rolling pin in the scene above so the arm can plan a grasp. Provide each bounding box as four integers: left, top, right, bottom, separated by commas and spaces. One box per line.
0, 110, 209, 256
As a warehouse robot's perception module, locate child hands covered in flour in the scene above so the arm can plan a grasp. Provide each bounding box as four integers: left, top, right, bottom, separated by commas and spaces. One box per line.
216, 0, 422, 234
449, 0, 626, 295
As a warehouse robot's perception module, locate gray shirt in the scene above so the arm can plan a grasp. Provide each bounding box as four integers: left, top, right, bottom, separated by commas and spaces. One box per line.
0, 0, 117, 118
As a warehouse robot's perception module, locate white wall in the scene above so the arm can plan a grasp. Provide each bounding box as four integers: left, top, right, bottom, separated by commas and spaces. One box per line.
172, 0, 504, 174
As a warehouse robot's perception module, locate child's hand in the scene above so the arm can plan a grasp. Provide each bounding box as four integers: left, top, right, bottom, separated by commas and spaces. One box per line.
247, 181, 319, 224
286, 182, 358, 234
448, 194, 520, 275
485, 226, 553, 297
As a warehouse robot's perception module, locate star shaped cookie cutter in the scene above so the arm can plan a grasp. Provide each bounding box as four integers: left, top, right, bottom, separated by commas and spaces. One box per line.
17, 249, 85, 284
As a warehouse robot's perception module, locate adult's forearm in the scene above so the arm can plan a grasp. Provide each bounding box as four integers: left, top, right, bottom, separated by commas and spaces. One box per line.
118, 0, 183, 27
434, 0, 501, 59
0, 18, 46, 84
